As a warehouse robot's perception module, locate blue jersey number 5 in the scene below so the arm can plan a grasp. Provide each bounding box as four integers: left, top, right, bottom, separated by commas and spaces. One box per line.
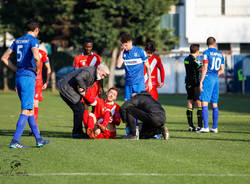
17, 45, 23, 62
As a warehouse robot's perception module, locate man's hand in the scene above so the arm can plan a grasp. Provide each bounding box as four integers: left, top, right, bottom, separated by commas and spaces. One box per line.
120, 44, 125, 53
148, 80, 152, 91
42, 83, 48, 90
78, 86, 85, 96
98, 123, 106, 131
157, 82, 164, 88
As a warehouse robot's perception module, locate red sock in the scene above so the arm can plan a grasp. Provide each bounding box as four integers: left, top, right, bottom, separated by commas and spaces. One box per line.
87, 115, 95, 130
83, 110, 89, 128
34, 107, 39, 125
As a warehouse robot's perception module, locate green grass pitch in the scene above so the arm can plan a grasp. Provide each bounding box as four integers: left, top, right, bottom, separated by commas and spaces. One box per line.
0, 91, 250, 184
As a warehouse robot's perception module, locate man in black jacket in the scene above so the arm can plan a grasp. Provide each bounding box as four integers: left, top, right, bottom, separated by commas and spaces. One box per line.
57, 63, 110, 138
120, 91, 169, 139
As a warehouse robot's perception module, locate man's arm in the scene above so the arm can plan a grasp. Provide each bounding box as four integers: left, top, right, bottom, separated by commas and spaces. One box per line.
218, 64, 224, 77
75, 70, 91, 90
144, 60, 152, 91
157, 58, 165, 88
200, 63, 208, 92
116, 45, 125, 68
42, 62, 51, 90
32, 47, 40, 74
1, 49, 17, 72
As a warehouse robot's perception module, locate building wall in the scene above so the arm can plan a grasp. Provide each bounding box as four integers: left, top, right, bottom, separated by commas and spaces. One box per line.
176, 0, 250, 54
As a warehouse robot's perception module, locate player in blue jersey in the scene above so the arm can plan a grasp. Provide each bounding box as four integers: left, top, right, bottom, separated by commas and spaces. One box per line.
1, 20, 50, 148
116, 33, 152, 136
116, 33, 152, 101
198, 37, 224, 133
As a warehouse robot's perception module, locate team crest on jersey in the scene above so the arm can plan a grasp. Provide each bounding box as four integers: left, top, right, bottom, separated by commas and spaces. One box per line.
123, 54, 126, 57
80, 60, 86, 65
134, 53, 138, 57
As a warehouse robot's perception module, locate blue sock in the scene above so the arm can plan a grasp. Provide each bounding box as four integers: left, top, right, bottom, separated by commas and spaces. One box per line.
212, 107, 219, 129
12, 114, 28, 142
126, 126, 130, 135
202, 106, 209, 128
28, 115, 41, 140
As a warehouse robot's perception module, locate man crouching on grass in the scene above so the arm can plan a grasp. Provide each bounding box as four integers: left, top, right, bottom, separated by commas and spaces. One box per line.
84, 87, 121, 139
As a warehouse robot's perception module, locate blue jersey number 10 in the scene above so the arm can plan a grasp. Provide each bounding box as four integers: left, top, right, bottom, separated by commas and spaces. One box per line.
210, 57, 221, 71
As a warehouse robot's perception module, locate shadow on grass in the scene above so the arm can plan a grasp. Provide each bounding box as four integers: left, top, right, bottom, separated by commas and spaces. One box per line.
0, 130, 72, 139
1, 129, 249, 142
170, 129, 250, 135
171, 136, 250, 142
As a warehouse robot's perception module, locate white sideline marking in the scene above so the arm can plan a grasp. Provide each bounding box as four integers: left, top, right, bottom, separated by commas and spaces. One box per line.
26, 172, 250, 177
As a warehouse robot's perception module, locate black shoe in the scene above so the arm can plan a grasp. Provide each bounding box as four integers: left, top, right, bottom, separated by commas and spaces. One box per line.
122, 134, 137, 140
188, 126, 197, 132
196, 127, 201, 131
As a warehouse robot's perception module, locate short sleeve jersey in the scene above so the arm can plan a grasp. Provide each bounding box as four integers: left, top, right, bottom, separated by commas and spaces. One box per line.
203, 48, 224, 76
144, 55, 165, 86
122, 46, 148, 85
9, 34, 39, 77
184, 55, 202, 86
94, 98, 120, 123
36, 49, 50, 81
73, 52, 101, 69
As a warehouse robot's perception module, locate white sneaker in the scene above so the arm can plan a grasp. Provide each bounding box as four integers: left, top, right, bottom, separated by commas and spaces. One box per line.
210, 128, 218, 133
197, 127, 209, 133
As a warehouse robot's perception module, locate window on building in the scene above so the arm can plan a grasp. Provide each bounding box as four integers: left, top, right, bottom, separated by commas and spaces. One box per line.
240, 43, 250, 54
221, 0, 225, 15
218, 43, 231, 51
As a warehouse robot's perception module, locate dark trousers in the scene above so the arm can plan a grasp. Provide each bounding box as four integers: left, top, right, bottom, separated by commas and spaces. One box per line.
126, 107, 165, 138
60, 93, 84, 135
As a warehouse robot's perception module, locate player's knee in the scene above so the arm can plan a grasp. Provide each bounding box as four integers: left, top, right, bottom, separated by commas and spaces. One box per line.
94, 128, 101, 136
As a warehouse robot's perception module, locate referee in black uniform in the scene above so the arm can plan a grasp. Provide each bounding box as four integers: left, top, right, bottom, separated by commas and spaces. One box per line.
184, 44, 203, 131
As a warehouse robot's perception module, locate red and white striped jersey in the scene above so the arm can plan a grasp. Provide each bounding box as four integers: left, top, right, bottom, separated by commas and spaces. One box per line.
73, 52, 101, 69
144, 55, 165, 87
94, 98, 120, 127
36, 49, 49, 81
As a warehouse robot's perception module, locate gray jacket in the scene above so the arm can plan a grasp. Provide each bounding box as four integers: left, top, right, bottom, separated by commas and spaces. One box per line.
56, 66, 97, 104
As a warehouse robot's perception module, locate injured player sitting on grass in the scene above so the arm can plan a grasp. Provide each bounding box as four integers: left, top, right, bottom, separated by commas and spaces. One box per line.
83, 87, 120, 139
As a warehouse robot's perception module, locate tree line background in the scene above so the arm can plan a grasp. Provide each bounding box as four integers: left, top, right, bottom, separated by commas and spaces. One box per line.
0, 0, 179, 91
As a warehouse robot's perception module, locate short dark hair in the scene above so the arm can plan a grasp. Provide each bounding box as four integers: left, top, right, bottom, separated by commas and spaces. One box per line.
207, 37, 216, 46
108, 87, 119, 94
25, 19, 40, 32
84, 39, 93, 45
120, 33, 132, 43
190, 44, 200, 54
145, 41, 156, 52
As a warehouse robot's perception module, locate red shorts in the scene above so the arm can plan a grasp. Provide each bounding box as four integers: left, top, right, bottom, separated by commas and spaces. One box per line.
147, 85, 158, 101
34, 80, 43, 101
95, 130, 116, 139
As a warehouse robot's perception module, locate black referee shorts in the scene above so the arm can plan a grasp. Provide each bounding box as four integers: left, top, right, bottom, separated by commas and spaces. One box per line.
186, 85, 200, 100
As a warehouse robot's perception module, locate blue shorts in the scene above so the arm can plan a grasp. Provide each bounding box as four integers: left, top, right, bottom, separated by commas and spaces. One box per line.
200, 75, 219, 103
16, 75, 36, 110
124, 82, 145, 101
